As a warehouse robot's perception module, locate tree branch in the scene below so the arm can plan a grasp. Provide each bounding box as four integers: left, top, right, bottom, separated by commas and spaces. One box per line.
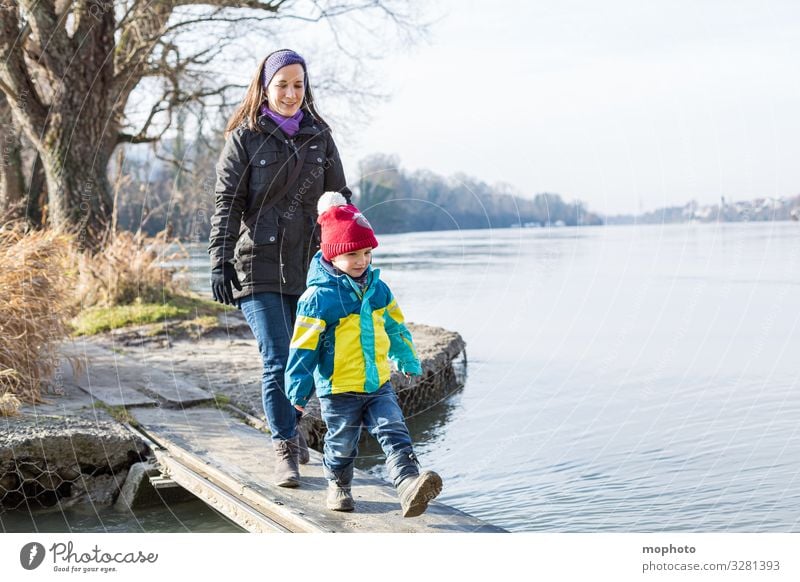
117, 27, 238, 149
18, 0, 72, 80
116, 131, 162, 144
172, 0, 286, 10
159, 11, 281, 36
153, 149, 195, 175
0, 1, 48, 136
115, 1, 175, 73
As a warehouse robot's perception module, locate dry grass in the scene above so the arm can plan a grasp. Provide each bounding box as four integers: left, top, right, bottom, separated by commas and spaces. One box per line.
76, 229, 187, 308
1, 225, 192, 412
0, 391, 22, 416
0, 225, 77, 411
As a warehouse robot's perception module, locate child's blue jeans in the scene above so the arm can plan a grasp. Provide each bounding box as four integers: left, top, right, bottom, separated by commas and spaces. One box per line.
319, 382, 420, 488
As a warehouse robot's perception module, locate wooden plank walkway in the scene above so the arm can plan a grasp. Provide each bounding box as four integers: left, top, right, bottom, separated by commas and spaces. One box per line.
64, 341, 505, 533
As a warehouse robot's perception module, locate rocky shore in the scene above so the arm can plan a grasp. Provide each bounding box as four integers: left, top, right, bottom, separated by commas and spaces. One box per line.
0, 310, 465, 514
0, 415, 148, 510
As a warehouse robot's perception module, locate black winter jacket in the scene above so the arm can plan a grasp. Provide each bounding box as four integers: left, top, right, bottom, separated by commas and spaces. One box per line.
208, 112, 352, 298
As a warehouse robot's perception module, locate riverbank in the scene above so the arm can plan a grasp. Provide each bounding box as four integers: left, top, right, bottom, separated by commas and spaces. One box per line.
0, 309, 467, 526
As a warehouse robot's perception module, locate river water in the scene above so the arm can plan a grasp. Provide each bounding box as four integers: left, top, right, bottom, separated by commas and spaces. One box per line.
354, 221, 800, 531
5, 221, 799, 532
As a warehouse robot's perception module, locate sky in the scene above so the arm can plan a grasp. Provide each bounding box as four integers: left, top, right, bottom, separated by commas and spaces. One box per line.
169, 0, 800, 216
320, 0, 800, 216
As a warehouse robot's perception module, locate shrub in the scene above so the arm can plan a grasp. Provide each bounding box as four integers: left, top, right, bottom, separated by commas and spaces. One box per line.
0, 225, 77, 410
76, 229, 187, 308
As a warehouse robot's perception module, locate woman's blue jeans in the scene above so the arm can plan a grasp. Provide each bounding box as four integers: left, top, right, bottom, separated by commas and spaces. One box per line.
318, 382, 419, 488
239, 292, 301, 442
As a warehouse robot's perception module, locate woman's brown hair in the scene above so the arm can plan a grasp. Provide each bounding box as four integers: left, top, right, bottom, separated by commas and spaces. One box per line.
224, 53, 330, 139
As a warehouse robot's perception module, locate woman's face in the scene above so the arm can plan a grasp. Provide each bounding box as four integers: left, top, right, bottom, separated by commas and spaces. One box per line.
266, 63, 305, 117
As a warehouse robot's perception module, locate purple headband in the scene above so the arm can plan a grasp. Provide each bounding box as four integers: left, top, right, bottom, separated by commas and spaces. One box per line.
262, 49, 307, 88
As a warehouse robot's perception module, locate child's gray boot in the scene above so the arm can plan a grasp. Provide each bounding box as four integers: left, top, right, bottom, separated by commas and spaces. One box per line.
396, 471, 442, 518
273, 437, 300, 488
326, 480, 354, 512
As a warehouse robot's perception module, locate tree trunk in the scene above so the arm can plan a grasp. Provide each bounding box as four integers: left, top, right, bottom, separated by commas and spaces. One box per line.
41, 140, 114, 250
26, 151, 46, 227
0, 91, 25, 219
41, 87, 117, 249
36, 4, 119, 250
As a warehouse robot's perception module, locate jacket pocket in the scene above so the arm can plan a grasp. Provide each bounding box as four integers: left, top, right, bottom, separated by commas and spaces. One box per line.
303, 147, 326, 170
244, 151, 281, 220
239, 208, 282, 286
299, 149, 326, 202
251, 207, 280, 246
249, 151, 279, 185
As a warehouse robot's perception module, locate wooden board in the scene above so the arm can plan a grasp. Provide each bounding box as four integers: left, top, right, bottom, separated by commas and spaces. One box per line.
132, 406, 505, 533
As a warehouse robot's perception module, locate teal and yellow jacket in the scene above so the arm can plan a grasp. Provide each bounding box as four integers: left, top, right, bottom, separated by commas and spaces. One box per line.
285, 251, 422, 407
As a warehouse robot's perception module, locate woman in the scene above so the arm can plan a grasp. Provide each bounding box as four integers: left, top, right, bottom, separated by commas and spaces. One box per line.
208, 49, 352, 488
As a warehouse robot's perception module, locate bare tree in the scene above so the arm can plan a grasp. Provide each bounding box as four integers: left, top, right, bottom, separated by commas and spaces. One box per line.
0, 0, 424, 251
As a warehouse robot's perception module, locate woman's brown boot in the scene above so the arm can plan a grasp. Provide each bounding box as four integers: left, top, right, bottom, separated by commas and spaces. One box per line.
273, 438, 300, 487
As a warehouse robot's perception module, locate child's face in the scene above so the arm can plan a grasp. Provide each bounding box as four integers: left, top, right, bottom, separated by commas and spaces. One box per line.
331, 247, 373, 278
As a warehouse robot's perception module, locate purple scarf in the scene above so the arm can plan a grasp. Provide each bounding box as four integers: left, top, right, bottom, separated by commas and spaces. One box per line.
259, 102, 304, 136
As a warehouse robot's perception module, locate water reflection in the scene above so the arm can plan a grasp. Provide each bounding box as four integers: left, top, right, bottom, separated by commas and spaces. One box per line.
355, 391, 464, 480
1, 498, 243, 533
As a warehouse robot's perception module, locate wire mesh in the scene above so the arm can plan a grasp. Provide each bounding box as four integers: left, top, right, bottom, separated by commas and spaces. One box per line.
1, 460, 88, 510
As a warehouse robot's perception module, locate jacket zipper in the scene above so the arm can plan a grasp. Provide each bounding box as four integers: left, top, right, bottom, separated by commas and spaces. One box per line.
279, 138, 298, 286
279, 227, 287, 284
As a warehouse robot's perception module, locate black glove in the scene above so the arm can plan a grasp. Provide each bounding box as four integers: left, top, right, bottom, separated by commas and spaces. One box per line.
211, 262, 242, 305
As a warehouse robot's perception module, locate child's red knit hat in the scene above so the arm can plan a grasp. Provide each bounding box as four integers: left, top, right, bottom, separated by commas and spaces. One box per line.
317, 191, 379, 261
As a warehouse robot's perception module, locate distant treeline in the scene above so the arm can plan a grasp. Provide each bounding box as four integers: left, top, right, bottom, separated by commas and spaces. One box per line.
605, 195, 800, 225
113, 145, 604, 241
356, 154, 603, 234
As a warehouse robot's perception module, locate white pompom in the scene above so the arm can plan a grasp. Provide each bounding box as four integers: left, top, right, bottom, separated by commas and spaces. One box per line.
317, 191, 348, 215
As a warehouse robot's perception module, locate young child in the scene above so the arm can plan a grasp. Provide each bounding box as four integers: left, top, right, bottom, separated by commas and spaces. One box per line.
285, 192, 443, 517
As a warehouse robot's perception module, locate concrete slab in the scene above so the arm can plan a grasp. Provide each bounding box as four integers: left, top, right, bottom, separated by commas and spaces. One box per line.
142, 375, 214, 408
61, 342, 214, 408
76, 384, 157, 408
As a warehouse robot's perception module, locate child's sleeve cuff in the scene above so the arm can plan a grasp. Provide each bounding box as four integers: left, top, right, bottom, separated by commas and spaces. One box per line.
400, 361, 423, 376
292, 394, 310, 407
